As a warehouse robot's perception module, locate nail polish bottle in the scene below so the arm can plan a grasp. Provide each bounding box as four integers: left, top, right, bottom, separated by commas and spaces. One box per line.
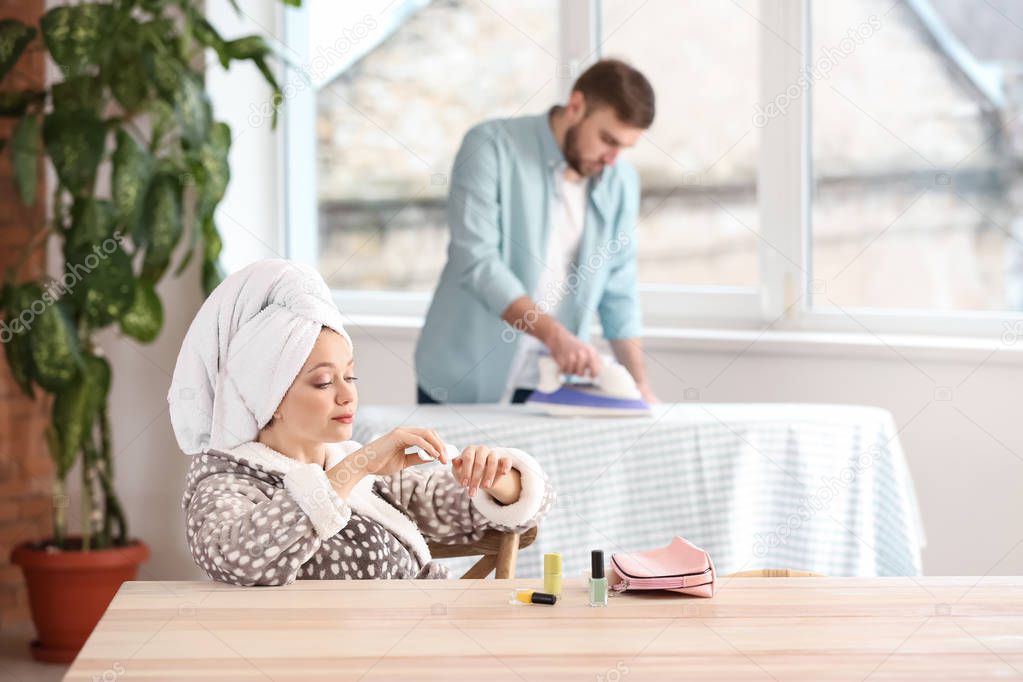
589, 549, 608, 607
544, 553, 563, 596
509, 589, 558, 605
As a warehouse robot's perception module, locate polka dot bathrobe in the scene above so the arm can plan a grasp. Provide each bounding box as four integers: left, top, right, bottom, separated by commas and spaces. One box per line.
181, 439, 556, 586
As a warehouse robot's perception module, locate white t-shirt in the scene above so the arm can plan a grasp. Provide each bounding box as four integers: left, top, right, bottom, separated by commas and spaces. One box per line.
501, 163, 588, 400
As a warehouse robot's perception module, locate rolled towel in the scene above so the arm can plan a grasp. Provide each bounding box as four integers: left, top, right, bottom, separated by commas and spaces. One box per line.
168, 259, 353, 455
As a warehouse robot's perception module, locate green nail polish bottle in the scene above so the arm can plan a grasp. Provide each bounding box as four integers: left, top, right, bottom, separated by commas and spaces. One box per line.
589, 549, 608, 607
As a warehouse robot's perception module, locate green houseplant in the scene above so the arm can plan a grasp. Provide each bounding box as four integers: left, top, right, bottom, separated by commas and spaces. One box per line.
1, 0, 297, 662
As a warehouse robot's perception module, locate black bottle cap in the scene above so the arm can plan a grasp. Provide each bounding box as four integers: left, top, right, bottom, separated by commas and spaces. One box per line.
532, 591, 557, 605
591, 549, 605, 579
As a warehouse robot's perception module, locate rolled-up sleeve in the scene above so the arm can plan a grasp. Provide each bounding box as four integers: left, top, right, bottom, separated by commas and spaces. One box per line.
598, 169, 643, 340
446, 125, 526, 317
469, 447, 552, 530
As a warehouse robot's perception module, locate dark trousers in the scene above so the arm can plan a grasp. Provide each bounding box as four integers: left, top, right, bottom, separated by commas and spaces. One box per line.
417, 385, 533, 405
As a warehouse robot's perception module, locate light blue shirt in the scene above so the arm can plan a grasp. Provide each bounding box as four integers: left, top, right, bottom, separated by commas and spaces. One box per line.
414, 110, 643, 404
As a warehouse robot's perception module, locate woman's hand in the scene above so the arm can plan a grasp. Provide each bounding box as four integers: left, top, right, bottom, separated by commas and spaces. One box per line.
452, 445, 522, 504
340, 427, 449, 479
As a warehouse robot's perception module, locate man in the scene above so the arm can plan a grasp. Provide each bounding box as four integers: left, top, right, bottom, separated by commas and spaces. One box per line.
415, 59, 658, 405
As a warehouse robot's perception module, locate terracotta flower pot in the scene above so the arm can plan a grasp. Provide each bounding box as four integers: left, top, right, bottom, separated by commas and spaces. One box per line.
10, 537, 150, 664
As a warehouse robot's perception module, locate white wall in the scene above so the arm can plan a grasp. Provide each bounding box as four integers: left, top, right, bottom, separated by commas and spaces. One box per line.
93, 268, 207, 581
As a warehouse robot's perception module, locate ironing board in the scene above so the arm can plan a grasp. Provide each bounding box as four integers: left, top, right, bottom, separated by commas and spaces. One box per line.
353, 403, 926, 579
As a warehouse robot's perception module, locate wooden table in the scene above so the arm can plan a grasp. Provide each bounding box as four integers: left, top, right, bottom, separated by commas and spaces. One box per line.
66, 577, 1022, 680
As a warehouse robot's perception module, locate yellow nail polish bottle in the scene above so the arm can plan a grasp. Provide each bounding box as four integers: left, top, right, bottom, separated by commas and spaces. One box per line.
544, 553, 563, 596
510, 589, 557, 605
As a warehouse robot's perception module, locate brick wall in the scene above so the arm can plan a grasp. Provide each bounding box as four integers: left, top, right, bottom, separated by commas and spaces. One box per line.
0, 0, 51, 628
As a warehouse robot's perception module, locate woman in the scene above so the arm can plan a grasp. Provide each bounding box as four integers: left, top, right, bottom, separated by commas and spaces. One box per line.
169, 259, 554, 586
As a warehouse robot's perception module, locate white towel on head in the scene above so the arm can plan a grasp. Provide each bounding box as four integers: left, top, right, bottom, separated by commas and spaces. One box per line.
167, 259, 353, 455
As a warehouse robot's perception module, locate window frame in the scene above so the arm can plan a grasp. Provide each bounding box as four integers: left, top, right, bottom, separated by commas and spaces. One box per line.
280, 0, 1023, 341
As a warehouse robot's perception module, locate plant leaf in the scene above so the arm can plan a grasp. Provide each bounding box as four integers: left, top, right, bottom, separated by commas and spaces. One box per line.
146, 49, 183, 101
43, 425, 61, 478
52, 353, 109, 478
177, 122, 230, 279
138, 0, 171, 13
2, 284, 38, 397
147, 99, 175, 151
190, 15, 230, 69
104, 19, 149, 112
193, 121, 231, 222
40, 4, 113, 77
223, 35, 271, 61
112, 130, 153, 236
25, 289, 82, 391
175, 72, 211, 150
140, 172, 183, 281
119, 280, 163, 343
254, 57, 283, 129
109, 57, 149, 112
11, 114, 39, 206
43, 109, 106, 196
50, 75, 104, 112
76, 244, 135, 327
176, 116, 227, 280
0, 19, 36, 81
67, 198, 116, 252
200, 215, 225, 295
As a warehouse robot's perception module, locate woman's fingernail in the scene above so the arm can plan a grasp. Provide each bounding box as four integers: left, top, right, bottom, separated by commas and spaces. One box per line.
484, 478, 493, 487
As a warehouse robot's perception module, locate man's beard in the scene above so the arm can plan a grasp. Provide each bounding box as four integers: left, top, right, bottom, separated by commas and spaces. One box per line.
563, 123, 603, 177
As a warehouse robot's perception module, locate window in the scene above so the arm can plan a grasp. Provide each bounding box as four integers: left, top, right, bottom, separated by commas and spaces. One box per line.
287, 0, 764, 324
600, 0, 761, 289
281, 0, 1023, 336
810, 0, 1023, 314
305, 0, 558, 292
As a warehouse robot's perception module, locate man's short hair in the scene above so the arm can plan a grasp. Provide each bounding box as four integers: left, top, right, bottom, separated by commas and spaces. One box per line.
572, 59, 655, 129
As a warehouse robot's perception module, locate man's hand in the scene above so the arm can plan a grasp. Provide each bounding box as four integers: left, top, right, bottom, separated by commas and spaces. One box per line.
609, 337, 656, 401
637, 381, 660, 404
501, 295, 602, 379
545, 326, 602, 379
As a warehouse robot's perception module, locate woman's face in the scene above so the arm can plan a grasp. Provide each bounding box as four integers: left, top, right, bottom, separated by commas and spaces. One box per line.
270, 329, 358, 444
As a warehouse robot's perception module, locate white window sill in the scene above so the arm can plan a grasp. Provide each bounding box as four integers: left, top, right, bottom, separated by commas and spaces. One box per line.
337, 312, 1023, 367
638, 326, 1023, 365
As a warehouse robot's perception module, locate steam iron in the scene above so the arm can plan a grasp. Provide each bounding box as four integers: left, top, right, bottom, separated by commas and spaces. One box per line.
525, 355, 652, 417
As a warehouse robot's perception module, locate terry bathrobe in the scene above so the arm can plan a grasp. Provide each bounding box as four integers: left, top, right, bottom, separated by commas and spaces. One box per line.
169, 259, 555, 586
181, 439, 554, 586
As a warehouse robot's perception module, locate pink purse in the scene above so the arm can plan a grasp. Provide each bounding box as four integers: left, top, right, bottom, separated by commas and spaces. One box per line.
608, 536, 716, 597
